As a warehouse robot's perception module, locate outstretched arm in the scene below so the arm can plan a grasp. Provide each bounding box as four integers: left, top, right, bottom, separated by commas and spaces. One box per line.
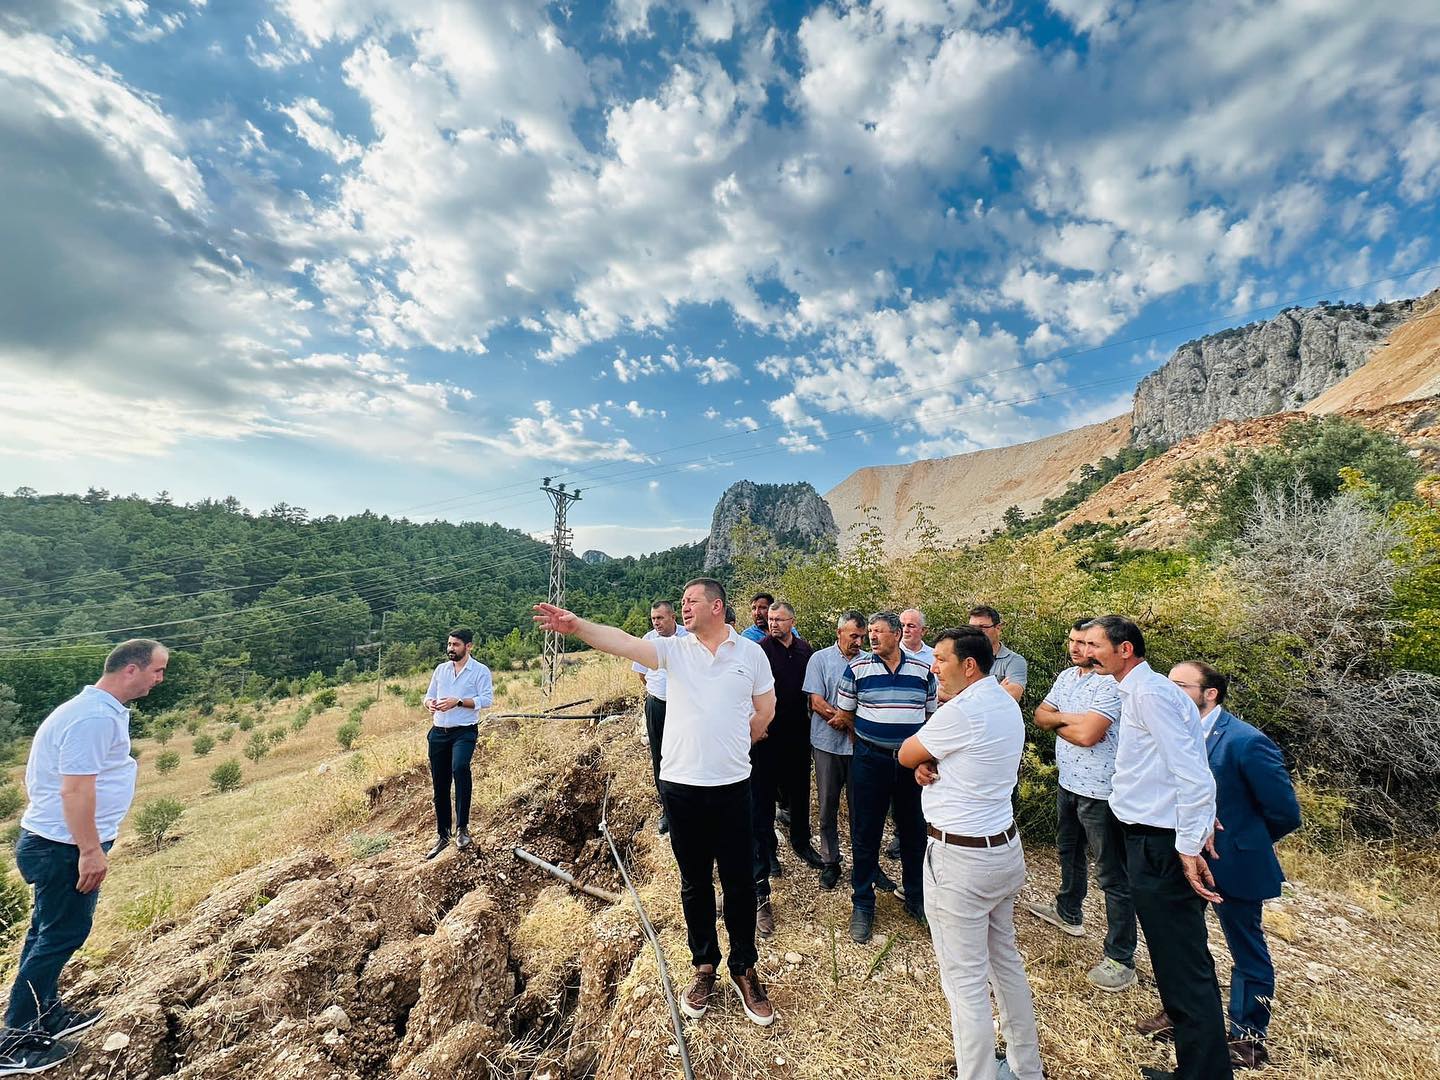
533, 603, 659, 669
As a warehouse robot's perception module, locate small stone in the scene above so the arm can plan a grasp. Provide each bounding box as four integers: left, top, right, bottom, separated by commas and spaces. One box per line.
775, 1056, 786, 1066
322, 1029, 344, 1046
318, 1005, 351, 1031
667, 1044, 679, 1056
102, 1032, 130, 1052
784, 951, 802, 965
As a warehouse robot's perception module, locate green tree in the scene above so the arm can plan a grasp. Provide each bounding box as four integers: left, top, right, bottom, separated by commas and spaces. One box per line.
192, 733, 215, 756
132, 797, 185, 852
242, 732, 270, 763
210, 758, 243, 792
336, 721, 361, 750
155, 750, 180, 774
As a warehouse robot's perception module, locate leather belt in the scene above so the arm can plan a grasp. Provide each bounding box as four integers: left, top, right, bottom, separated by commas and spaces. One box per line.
927, 822, 1018, 849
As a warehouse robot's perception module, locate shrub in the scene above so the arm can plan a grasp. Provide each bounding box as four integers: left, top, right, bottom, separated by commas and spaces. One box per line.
118, 882, 174, 932
0, 785, 23, 820
402, 689, 423, 708
237, 715, 254, 732
349, 832, 393, 859
336, 721, 361, 751
218, 728, 235, 744
0, 867, 30, 945
267, 727, 286, 745
152, 724, 174, 746
210, 758, 243, 792
192, 733, 215, 756
184, 717, 203, 735
312, 689, 338, 710
129, 747, 142, 761
155, 750, 181, 774
385, 683, 405, 696
242, 732, 270, 763
133, 797, 185, 852
0, 822, 19, 849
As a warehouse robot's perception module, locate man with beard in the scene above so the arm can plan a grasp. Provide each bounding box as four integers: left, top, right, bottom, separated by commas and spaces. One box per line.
422, 629, 493, 859
741, 592, 774, 643
1026, 618, 1135, 993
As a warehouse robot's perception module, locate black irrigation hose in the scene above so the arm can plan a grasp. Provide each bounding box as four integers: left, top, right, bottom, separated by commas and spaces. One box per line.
599, 781, 695, 1080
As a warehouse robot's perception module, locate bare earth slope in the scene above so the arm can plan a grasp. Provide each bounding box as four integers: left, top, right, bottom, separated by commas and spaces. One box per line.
825, 415, 1132, 552
1306, 290, 1440, 413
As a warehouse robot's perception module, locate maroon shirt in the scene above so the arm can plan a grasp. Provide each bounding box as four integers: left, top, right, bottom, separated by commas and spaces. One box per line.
760, 633, 815, 738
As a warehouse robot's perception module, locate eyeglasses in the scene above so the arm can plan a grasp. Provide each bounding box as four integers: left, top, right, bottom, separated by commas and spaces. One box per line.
970, 622, 997, 630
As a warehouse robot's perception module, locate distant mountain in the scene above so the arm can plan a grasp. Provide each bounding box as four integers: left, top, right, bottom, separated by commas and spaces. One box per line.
579, 549, 612, 564
703, 481, 838, 569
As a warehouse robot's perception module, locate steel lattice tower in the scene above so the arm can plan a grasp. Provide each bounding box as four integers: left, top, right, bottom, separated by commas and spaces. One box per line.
541, 479, 581, 696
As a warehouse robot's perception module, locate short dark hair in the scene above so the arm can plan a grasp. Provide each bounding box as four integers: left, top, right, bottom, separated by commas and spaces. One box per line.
650, 600, 675, 614
1070, 617, 1093, 632
935, 627, 994, 674
968, 604, 1002, 626
447, 628, 474, 645
684, 577, 728, 605
1185, 660, 1229, 705
750, 591, 775, 605
724, 604, 737, 624
868, 611, 901, 633
103, 638, 165, 674
1086, 615, 1146, 657
838, 609, 867, 630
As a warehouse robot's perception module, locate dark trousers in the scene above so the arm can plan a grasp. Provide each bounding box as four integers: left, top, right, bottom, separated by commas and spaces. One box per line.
1056, 786, 1137, 967
644, 695, 668, 824
6, 831, 113, 1030
813, 747, 852, 866
659, 778, 757, 976
750, 740, 781, 898
1214, 898, 1274, 1040
427, 724, 478, 837
1126, 826, 1233, 1080
850, 737, 925, 915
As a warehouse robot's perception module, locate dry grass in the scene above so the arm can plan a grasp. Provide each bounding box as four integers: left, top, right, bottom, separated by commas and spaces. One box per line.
5, 655, 1439, 1079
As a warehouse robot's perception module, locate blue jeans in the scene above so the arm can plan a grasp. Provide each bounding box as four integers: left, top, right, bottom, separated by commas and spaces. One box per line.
428, 724, 478, 837
6, 830, 113, 1030
849, 737, 925, 915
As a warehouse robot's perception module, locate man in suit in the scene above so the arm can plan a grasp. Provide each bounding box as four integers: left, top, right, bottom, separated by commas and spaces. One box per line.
1151, 662, 1302, 1069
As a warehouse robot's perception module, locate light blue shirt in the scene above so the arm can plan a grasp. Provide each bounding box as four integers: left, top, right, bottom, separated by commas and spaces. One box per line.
424, 656, 494, 728
904, 642, 935, 667
22, 685, 137, 845
741, 625, 767, 643
992, 645, 1028, 689
801, 645, 856, 757
1043, 665, 1122, 799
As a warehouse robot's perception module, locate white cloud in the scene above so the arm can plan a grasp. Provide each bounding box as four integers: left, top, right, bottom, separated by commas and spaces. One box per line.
277, 96, 361, 162
623, 399, 666, 419
688, 355, 740, 384
461, 400, 648, 463
725, 415, 759, 431
612, 349, 680, 383
567, 522, 709, 557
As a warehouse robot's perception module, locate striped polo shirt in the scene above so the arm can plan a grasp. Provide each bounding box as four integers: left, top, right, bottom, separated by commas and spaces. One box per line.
835, 649, 938, 749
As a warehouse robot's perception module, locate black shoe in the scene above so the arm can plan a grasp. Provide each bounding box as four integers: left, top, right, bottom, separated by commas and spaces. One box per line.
657, 815, 670, 836
1139, 1070, 1175, 1080
819, 864, 841, 891
425, 835, 449, 860
455, 831, 473, 851
776, 807, 792, 828
883, 837, 902, 860
874, 868, 898, 893
40, 1006, 102, 1039
791, 842, 826, 869
0, 1031, 75, 1076
768, 851, 784, 878
904, 903, 928, 930
849, 906, 874, 944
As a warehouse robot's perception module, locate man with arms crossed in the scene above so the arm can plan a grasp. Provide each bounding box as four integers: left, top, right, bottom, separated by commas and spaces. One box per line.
632, 601, 687, 836
2, 639, 167, 1075
534, 579, 778, 1026
898, 627, 1043, 1080
1026, 618, 1137, 993
422, 629, 493, 859
1084, 616, 1232, 1080
832, 611, 937, 943
802, 610, 867, 891
1160, 661, 1300, 1070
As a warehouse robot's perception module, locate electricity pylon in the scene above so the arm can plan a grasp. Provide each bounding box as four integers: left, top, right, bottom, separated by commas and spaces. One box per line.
541, 478, 581, 696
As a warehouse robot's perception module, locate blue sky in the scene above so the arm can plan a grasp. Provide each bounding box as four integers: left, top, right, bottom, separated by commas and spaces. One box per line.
2, 0, 1438, 555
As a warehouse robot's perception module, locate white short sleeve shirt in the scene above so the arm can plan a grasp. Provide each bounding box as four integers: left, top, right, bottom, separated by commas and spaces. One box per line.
915, 676, 1024, 836
21, 686, 138, 845
631, 626, 689, 700
652, 629, 775, 786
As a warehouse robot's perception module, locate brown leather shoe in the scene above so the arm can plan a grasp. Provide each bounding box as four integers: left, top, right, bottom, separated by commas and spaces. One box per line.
756, 898, 776, 938
1229, 1038, 1269, 1069
730, 967, 775, 1026
680, 965, 717, 1019
1136, 1009, 1175, 1041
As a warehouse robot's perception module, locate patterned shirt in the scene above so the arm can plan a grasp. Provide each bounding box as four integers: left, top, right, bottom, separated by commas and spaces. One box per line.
1043, 665, 1122, 798
835, 650, 938, 749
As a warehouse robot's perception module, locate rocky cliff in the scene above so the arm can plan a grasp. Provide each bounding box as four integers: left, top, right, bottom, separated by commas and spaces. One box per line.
1131, 296, 1421, 446
703, 480, 838, 569
579, 549, 612, 564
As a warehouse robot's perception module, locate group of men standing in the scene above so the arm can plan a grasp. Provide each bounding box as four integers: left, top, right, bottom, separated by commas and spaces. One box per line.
545, 583, 1302, 1080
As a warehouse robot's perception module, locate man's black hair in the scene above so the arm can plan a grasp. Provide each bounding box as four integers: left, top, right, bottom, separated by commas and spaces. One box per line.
751, 591, 775, 605
447, 628, 474, 646
968, 604, 1002, 626
1087, 615, 1146, 657
935, 627, 995, 674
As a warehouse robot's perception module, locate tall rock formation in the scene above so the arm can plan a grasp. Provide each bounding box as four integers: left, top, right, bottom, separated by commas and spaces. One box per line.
579, 549, 612, 564
1131, 297, 1419, 446
703, 481, 838, 570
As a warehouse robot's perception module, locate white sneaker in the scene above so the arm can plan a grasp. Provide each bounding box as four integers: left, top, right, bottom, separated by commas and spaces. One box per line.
1086, 957, 1138, 992
1025, 901, 1085, 937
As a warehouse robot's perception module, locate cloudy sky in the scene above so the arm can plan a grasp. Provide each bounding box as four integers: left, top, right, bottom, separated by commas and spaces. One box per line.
2, 1, 1438, 555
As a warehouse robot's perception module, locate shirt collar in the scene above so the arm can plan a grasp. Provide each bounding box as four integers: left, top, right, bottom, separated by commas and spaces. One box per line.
83, 685, 129, 714
1115, 659, 1153, 692
955, 675, 997, 703
1200, 705, 1222, 739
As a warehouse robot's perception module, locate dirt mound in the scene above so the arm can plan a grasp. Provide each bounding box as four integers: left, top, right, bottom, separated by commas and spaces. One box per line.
61, 737, 652, 1080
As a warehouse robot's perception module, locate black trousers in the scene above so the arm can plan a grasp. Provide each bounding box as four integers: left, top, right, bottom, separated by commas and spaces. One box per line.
643, 695, 668, 822
1125, 825, 1233, 1080
1056, 787, 1136, 967
428, 724, 478, 837
659, 778, 757, 976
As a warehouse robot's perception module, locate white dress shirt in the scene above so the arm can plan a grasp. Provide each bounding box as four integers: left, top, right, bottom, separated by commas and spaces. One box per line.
424, 656, 494, 728
915, 676, 1024, 836
631, 625, 689, 700
1107, 660, 1217, 857
22, 685, 137, 845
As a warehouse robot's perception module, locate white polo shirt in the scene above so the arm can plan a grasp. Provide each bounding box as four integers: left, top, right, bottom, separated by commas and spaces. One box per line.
424, 656, 494, 728
631, 625, 689, 700
915, 676, 1023, 837
21, 685, 138, 845
652, 628, 775, 786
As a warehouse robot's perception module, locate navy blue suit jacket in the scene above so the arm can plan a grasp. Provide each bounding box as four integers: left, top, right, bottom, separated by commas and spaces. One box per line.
1203, 709, 1302, 901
